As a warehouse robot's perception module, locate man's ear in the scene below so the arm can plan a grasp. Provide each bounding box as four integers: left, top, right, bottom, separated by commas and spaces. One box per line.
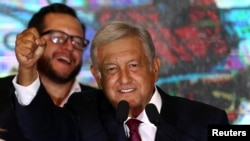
153, 57, 161, 82
90, 65, 102, 89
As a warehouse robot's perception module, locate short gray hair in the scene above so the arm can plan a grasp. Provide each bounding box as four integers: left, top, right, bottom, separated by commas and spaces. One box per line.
90, 20, 156, 66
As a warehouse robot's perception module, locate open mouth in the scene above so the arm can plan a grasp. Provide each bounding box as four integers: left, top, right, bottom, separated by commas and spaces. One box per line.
56, 56, 71, 64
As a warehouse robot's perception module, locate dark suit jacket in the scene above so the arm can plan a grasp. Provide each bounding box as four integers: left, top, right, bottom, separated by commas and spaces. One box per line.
66, 86, 229, 141
0, 75, 97, 141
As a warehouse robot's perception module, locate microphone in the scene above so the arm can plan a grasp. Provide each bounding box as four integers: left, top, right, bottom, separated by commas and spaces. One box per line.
116, 100, 129, 123
145, 103, 161, 126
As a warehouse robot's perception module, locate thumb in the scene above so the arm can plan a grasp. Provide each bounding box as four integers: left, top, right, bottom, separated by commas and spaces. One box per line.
34, 45, 45, 60
34, 38, 46, 60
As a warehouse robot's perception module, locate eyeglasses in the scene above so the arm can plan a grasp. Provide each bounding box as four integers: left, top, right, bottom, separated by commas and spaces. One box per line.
41, 30, 89, 51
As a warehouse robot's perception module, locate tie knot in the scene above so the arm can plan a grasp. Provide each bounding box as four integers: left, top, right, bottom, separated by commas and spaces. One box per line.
126, 119, 142, 141
126, 118, 141, 132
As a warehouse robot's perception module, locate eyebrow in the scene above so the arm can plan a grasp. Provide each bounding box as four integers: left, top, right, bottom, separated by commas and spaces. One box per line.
41, 30, 84, 39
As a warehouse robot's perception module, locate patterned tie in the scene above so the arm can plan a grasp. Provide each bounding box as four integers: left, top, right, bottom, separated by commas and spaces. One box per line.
126, 119, 142, 141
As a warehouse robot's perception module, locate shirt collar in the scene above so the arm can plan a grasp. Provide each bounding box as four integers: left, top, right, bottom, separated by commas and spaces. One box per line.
127, 86, 162, 127
59, 80, 81, 107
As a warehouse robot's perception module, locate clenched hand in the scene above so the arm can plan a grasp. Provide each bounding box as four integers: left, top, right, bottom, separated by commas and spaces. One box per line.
15, 27, 46, 86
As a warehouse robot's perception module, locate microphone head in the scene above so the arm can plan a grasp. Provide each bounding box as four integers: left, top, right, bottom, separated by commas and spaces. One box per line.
116, 100, 129, 123
145, 103, 160, 126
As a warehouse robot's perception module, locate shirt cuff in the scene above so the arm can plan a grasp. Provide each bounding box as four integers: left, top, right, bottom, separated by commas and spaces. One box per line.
12, 75, 40, 106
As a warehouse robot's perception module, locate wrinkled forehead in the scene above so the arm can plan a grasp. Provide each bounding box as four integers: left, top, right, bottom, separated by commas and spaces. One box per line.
96, 37, 147, 63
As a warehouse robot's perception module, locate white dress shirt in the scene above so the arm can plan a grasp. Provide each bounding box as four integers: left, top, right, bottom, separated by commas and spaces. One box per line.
124, 86, 162, 141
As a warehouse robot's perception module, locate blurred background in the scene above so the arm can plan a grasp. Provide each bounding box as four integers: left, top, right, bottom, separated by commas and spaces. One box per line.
0, 0, 250, 124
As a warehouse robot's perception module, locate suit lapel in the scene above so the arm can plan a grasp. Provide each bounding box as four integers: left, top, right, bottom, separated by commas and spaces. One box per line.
155, 87, 198, 141
155, 87, 180, 141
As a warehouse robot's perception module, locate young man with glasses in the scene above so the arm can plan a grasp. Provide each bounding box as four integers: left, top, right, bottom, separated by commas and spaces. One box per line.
0, 3, 97, 141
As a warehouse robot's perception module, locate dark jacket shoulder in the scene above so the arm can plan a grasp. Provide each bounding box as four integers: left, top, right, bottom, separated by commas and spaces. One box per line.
158, 86, 228, 124
0, 75, 15, 111
0, 75, 31, 141
65, 89, 101, 115
79, 83, 98, 92
157, 86, 229, 141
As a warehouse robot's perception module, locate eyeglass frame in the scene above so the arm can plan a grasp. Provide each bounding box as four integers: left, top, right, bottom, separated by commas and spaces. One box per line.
40, 30, 89, 51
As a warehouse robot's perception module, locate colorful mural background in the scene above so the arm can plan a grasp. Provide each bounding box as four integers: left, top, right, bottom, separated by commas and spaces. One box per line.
0, 0, 250, 124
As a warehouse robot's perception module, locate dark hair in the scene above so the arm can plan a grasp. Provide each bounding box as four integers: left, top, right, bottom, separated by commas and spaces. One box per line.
28, 3, 86, 34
